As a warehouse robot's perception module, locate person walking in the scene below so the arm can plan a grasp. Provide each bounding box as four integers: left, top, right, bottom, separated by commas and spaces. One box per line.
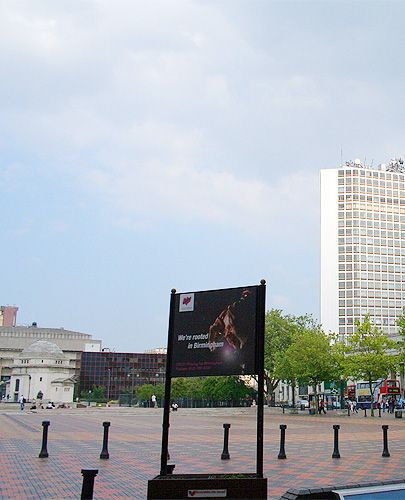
319, 399, 327, 414
151, 394, 157, 408
18, 394, 25, 411
382, 397, 387, 413
352, 400, 358, 413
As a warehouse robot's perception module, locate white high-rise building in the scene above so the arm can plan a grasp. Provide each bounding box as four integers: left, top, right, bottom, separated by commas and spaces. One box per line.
321, 158, 405, 341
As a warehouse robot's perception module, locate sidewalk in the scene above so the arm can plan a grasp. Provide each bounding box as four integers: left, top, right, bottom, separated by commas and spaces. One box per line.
0, 407, 403, 499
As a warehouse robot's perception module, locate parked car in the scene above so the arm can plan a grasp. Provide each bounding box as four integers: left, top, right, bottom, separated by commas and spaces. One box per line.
295, 399, 309, 408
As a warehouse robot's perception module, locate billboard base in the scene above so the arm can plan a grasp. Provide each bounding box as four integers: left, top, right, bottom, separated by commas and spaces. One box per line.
147, 473, 267, 499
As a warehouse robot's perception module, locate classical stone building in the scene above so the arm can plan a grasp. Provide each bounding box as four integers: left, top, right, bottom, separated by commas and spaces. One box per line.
6, 340, 76, 403
0, 323, 102, 399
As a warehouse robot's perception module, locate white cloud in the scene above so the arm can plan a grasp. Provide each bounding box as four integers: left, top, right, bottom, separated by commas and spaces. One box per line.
86, 139, 318, 238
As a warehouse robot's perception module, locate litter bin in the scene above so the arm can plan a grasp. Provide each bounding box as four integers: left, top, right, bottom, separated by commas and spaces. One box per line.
300, 404, 305, 411
395, 410, 403, 419
309, 408, 316, 415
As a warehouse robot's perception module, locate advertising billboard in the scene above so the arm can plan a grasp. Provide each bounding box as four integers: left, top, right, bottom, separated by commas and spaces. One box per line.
169, 285, 259, 377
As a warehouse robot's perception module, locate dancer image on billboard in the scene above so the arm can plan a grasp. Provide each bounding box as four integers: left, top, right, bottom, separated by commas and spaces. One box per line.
208, 288, 253, 372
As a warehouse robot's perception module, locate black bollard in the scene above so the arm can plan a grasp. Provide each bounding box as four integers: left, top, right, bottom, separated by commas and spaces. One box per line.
282, 405, 285, 414
221, 423, 231, 460
81, 469, 98, 499
100, 421, 110, 459
347, 405, 350, 417
364, 408, 367, 417
382, 425, 390, 457
332, 425, 341, 458
278, 424, 287, 459
379, 407, 382, 418
167, 464, 175, 474
39, 420, 50, 458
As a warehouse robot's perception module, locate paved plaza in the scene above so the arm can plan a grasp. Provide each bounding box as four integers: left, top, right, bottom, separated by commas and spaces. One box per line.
0, 405, 404, 499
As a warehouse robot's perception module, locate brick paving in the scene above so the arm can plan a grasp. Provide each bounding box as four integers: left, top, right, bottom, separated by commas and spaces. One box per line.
0, 406, 404, 499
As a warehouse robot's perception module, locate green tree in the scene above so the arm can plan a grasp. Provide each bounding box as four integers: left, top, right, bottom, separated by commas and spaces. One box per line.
171, 378, 204, 400
341, 315, 398, 416
170, 376, 253, 403
136, 383, 165, 405
205, 376, 253, 401
275, 327, 342, 409
396, 309, 405, 387
80, 385, 106, 402
397, 307, 405, 366
262, 310, 324, 405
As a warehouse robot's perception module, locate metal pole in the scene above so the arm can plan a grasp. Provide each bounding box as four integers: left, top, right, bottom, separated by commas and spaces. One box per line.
379, 407, 381, 418
382, 425, 390, 457
332, 424, 341, 459
256, 279, 266, 478
221, 423, 231, 460
278, 424, 287, 459
39, 420, 50, 458
100, 421, 110, 459
81, 469, 98, 500
364, 407, 367, 417
340, 378, 345, 410
131, 368, 135, 407
160, 289, 176, 476
107, 369, 111, 401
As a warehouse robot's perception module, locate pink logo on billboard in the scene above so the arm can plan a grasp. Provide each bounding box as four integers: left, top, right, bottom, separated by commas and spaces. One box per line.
179, 293, 194, 312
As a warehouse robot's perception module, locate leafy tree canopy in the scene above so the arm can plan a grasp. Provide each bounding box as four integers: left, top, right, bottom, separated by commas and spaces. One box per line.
339, 315, 398, 416
80, 385, 106, 402
136, 383, 164, 401
263, 310, 319, 397
140, 376, 254, 402
341, 315, 398, 383
396, 308, 405, 364
275, 328, 342, 391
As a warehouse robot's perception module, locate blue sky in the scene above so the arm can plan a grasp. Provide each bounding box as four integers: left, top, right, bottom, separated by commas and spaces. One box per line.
1, 0, 405, 351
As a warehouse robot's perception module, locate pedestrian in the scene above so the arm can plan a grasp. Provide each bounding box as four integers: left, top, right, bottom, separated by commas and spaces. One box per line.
18, 394, 25, 411
382, 397, 387, 413
352, 400, 358, 413
318, 399, 326, 414
388, 397, 395, 414
151, 394, 157, 408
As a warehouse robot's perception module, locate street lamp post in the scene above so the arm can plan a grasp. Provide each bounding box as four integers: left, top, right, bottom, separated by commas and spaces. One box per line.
107, 369, 111, 401
131, 369, 135, 407
340, 377, 345, 410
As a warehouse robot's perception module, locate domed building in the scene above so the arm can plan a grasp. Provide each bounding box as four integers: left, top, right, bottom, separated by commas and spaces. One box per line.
7, 340, 76, 403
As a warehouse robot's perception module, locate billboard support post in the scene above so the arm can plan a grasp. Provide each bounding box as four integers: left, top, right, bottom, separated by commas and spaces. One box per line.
160, 288, 176, 476
256, 279, 266, 478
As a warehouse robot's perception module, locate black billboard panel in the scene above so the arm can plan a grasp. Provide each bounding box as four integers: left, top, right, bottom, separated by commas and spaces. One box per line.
169, 285, 259, 377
